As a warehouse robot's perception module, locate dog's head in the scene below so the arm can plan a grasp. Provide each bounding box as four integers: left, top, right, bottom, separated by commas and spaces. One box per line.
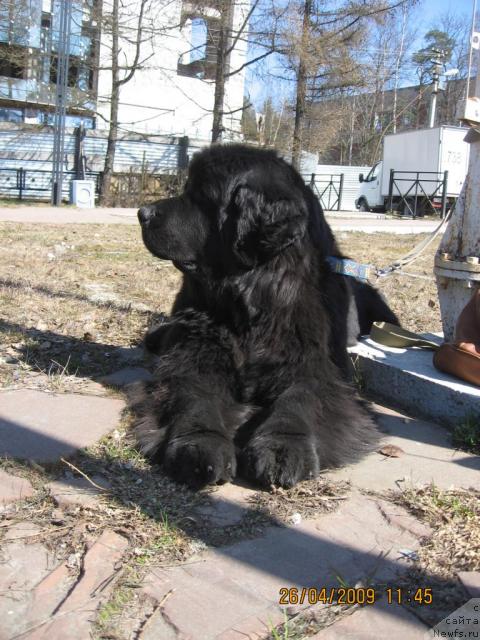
138, 144, 334, 278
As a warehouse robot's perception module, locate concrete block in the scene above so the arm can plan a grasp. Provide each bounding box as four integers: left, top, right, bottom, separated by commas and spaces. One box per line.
349, 336, 480, 427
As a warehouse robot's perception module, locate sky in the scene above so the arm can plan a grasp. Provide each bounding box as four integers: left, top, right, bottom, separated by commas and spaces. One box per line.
420, 0, 473, 28
245, 0, 476, 109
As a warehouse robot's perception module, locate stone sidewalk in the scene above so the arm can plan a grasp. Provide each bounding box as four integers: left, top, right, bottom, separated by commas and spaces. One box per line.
0, 371, 479, 639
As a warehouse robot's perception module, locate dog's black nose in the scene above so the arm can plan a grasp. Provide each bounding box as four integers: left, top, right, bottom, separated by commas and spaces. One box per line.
138, 206, 154, 224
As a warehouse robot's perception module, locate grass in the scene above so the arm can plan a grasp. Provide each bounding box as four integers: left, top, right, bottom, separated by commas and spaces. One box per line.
0, 223, 441, 393
403, 485, 479, 582
0, 222, 181, 389
385, 483, 480, 626
270, 612, 290, 640
452, 415, 480, 454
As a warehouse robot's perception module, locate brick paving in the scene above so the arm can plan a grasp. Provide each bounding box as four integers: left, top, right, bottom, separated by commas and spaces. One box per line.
47, 475, 110, 508
0, 383, 477, 639
0, 388, 124, 461
0, 529, 129, 640
309, 601, 427, 639
457, 572, 480, 598
139, 492, 427, 640
0, 468, 34, 504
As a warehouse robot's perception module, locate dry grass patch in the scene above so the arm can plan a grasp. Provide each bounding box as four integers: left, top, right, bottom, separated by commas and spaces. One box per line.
249, 477, 351, 524
384, 484, 480, 626
0, 222, 181, 388
0, 223, 441, 392
397, 484, 480, 577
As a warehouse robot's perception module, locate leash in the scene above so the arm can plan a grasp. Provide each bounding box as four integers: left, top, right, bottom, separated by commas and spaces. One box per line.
369, 321, 440, 350
325, 257, 375, 281
327, 205, 454, 282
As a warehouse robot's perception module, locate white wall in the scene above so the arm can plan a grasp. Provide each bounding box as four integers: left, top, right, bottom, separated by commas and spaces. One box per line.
97, 0, 249, 140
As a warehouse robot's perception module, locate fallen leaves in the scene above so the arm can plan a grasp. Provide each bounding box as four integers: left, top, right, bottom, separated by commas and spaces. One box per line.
378, 444, 405, 458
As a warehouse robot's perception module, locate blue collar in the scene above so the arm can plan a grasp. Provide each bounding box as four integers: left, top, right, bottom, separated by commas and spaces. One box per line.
326, 257, 374, 281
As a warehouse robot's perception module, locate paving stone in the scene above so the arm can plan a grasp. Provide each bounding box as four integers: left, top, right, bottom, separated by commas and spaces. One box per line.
47, 475, 110, 508
26, 529, 129, 639
0, 389, 125, 461
195, 483, 258, 527
374, 500, 432, 539
27, 562, 76, 632
142, 492, 427, 640
100, 366, 153, 387
0, 531, 60, 639
3, 521, 43, 540
458, 571, 480, 598
139, 609, 178, 640
0, 468, 35, 504
310, 601, 427, 639
326, 405, 480, 491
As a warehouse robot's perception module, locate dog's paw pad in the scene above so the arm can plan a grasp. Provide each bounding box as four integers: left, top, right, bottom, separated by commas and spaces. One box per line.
241, 434, 319, 488
164, 434, 236, 487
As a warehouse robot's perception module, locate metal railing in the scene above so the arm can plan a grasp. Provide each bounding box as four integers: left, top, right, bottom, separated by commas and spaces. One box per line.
0, 167, 101, 200
307, 173, 344, 211
388, 169, 449, 218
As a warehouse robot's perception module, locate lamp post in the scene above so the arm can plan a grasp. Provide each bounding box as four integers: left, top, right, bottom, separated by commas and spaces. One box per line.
51, 0, 72, 206
428, 49, 444, 128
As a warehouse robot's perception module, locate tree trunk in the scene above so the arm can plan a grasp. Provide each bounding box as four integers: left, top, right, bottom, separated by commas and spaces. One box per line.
291, 0, 312, 170
99, 0, 119, 205
212, 0, 233, 143
392, 4, 407, 134
348, 95, 355, 165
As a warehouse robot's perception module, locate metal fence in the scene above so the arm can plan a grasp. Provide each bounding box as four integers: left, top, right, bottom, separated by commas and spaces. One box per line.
388, 169, 449, 218
0, 125, 200, 202
306, 173, 344, 211
0, 166, 101, 200
0, 126, 372, 210
306, 164, 371, 211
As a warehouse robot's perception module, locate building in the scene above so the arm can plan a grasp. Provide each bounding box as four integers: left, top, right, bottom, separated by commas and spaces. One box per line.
306, 78, 472, 166
96, 0, 249, 139
0, 0, 249, 140
0, 0, 99, 127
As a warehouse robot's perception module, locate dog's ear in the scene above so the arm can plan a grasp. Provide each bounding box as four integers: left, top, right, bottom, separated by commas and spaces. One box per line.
227, 184, 307, 267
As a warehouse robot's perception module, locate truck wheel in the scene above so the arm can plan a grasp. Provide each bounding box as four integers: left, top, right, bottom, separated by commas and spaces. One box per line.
357, 198, 369, 212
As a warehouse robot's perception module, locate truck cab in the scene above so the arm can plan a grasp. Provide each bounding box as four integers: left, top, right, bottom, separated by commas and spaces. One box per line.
355, 161, 382, 211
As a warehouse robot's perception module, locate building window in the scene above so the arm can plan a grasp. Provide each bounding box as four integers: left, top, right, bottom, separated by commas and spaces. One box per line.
49, 54, 86, 88
0, 107, 23, 122
190, 18, 207, 62
0, 43, 27, 79
177, 10, 220, 80
40, 111, 94, 128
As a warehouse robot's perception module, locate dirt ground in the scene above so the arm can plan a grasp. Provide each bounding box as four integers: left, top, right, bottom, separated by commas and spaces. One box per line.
0, 223, 440, 389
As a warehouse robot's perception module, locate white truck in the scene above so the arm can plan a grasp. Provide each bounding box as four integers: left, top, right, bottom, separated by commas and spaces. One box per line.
355, 126, 470, 216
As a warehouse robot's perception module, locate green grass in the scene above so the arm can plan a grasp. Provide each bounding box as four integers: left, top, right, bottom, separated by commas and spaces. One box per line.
428, 484, 477, 519
270, 611, 290, 640
452, 415, 480, 455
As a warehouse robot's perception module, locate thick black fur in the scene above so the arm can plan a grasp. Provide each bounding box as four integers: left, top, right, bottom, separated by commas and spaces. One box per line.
132, 144, 399, 489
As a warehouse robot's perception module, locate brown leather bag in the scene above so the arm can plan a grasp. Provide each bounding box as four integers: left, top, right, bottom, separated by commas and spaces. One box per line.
433, 289, 480, 386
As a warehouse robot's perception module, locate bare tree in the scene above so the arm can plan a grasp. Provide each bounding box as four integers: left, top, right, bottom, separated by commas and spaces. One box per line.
392, 2, 409, 133
98, 0, 156, 204
277, 0, 415, 168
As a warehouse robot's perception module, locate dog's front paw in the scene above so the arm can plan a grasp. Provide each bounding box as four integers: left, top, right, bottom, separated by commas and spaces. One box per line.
240, 430, 320, 488
163, 432, 236, 487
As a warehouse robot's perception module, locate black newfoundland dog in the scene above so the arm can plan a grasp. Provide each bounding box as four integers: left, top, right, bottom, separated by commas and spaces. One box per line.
132, 144, 398, 489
